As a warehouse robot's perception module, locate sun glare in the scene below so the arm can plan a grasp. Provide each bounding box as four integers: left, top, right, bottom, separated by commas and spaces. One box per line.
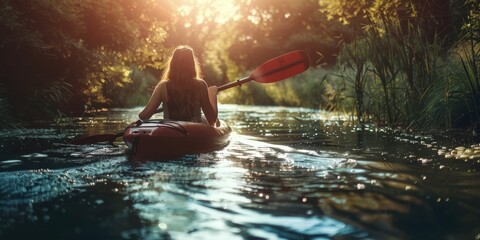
177, 0, 240, 26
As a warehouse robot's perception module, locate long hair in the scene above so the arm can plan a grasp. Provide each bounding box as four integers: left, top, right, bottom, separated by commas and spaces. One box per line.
160, 46, 203, 120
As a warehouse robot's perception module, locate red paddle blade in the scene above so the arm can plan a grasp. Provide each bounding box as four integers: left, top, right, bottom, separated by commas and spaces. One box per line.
250, 50, 310, 83
71, 133, 121, 145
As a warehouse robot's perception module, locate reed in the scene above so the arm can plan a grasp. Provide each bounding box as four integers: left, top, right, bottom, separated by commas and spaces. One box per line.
447, 38, 480, 129
365, 25, 401, 124
28, 81, 73, 120
414, 0, 480, 130
336, 39, 370, 125
331, 1, 456, 128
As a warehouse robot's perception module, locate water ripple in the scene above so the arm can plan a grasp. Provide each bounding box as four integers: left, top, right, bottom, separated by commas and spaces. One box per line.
1, 105, 479, 239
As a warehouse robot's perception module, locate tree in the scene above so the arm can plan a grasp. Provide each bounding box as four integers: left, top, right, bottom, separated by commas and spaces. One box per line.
0, 0, 171, 120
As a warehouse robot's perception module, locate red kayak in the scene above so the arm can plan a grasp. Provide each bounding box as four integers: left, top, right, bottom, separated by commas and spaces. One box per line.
123, 119, 232, 161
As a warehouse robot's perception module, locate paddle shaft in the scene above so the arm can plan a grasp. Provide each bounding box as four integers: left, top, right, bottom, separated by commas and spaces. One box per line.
217, 76, 252, 91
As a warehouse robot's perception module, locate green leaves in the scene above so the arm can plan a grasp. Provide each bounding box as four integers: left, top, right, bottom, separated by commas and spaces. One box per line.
0, 0, 170, 121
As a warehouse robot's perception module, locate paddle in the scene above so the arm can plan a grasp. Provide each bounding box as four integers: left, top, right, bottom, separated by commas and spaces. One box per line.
218, 50, 310, 91
71, 50, 310, 145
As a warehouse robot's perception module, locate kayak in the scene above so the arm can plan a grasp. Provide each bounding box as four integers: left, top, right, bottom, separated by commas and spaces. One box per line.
123, 119, 232, 161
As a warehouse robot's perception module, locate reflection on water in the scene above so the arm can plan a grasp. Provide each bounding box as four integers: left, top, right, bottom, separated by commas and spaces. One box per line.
0, 104, 479, 239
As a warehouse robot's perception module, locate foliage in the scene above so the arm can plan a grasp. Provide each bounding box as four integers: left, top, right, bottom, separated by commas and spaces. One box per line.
229, 0, 346, 68
446, 0, 480, 129
336, 39, 370, 125
0, 0, 170, 120
319, 0, 480, 130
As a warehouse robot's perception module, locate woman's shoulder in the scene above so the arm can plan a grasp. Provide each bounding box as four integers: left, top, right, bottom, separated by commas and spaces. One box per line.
154, 80, 169, 100
194, 79, 208, 88
156, 80, 168, 88
194, 78, 207, 84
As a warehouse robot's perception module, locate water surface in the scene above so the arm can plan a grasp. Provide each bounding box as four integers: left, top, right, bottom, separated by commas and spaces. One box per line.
0, 105, 479, 239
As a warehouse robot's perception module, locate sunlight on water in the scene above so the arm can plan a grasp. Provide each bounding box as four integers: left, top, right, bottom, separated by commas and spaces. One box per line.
1, 105, 480, 239
112, 137, 362, 239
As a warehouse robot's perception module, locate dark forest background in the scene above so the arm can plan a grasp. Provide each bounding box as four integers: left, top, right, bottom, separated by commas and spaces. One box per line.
0, 0, 478, 130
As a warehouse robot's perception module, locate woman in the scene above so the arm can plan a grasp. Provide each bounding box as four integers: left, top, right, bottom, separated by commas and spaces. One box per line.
139, 46, 218, 126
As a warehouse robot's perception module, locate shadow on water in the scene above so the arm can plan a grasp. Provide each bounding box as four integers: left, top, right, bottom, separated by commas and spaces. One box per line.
0, 105, 480, 239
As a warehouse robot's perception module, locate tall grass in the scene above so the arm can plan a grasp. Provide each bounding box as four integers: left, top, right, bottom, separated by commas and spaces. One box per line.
417, 40, 479, 130
29, 81, 73, 120
448, 38, 480, 129
336, 39, 369, 125
331, 8, 480, 130
365, 26, 401, 124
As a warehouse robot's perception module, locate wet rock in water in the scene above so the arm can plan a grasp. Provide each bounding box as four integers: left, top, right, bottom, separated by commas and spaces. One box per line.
443, 144, 480, 160
0, 159, 23, 168
20, 153, 48, 158
0, 159, 22, 164
70, 152, 83, 157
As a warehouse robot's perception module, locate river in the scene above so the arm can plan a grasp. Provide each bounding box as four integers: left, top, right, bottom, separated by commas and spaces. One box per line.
0, 104, 479, 239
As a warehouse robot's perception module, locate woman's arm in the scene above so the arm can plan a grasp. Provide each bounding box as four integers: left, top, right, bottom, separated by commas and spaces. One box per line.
139, 84, 165, 120
199, 81, 218, 126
